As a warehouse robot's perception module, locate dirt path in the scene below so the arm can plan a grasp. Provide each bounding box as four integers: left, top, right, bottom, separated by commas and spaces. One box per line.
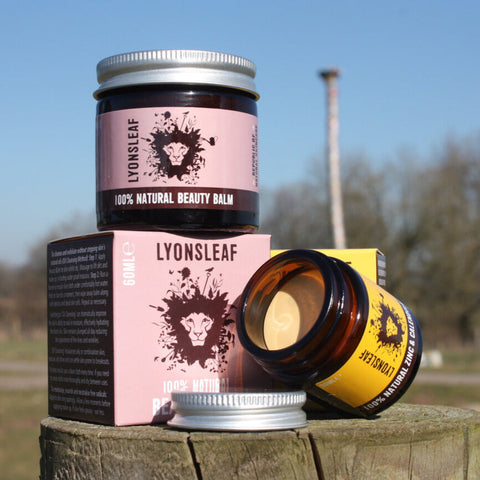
0, 361, 48, 390
415, 371, 480, 385
1, 361, 480, 391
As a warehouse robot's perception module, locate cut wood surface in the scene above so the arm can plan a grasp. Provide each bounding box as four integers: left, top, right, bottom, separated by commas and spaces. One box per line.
39, 404, 480, 480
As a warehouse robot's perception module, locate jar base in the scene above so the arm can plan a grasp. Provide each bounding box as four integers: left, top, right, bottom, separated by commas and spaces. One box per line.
97, 208, 258, 234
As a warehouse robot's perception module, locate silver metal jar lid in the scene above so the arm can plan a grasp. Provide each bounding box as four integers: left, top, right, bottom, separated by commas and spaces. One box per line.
94, 49, 258, 99
168, 390, 307, 431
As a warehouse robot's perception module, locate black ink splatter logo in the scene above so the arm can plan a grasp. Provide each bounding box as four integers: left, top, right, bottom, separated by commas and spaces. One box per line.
369, 295, 406, 358
144, 111, 216, 184
150, 267, 234, 372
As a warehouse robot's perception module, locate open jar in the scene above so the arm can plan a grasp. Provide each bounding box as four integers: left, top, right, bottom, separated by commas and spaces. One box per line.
237, 249, 422, 417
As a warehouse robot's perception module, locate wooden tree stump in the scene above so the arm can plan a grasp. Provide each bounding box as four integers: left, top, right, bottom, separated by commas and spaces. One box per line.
39, 404, 480, 480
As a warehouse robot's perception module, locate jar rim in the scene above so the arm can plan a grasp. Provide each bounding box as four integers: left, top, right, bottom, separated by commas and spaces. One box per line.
237, 249, 344, 361
94, 49, 259, 100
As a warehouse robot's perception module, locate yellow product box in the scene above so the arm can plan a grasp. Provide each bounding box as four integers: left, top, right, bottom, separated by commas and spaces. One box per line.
271, 249, 386, 286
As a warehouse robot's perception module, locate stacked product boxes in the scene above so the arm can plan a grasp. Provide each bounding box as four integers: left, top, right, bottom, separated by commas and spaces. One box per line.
47, 50, 272, 426
47, 50, 392, 426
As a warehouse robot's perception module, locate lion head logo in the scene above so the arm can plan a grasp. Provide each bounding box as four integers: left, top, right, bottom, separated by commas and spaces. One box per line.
369, 294, 406, 358
180, 312, 214, 346
144, 111, 216, 184
151, 267, 234, 372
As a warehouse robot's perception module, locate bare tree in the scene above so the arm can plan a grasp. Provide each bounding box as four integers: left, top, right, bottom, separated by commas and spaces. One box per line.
260, 133, 480, 347
260, 179, 331, 249
403, 136, 480, 345
0, 211, 96, 338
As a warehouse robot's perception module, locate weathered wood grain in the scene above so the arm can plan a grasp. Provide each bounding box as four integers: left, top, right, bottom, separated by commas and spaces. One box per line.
309, 404, 480, 480
39, 404, 480, 480
189, 429, 317, 480
39, 419, 196, 479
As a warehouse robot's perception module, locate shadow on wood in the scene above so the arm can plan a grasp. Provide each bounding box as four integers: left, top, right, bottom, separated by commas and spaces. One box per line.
39, 404, 480, 479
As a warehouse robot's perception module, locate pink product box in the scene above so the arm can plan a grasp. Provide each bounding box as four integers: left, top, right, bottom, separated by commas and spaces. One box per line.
47, 231, 272, 426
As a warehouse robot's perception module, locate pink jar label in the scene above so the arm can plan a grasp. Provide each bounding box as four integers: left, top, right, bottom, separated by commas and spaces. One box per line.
96, 107, 258, 211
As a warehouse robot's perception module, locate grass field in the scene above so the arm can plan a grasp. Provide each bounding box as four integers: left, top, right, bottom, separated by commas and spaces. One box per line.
0, 389, 47, 480
402, 381, 480, 409
0, 339, 48, 363
0, 337, 47, 480
402, 349, 480, 409
0, 338, 479, 480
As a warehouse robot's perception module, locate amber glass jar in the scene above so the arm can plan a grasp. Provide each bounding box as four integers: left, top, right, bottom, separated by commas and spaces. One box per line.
237, 249, 422, 417
94, 50, 259, 232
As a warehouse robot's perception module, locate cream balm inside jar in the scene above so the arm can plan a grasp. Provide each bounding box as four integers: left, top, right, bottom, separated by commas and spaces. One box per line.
94, 49, 259, 232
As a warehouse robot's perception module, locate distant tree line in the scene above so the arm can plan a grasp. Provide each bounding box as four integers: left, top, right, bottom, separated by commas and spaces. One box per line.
0, 213, 95, 339
1, 133, 479, 347
260, 133, 480, 347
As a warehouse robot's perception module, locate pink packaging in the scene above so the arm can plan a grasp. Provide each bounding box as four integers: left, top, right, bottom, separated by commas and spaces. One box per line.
47, 231, 271, 426
97, 107, 258, 193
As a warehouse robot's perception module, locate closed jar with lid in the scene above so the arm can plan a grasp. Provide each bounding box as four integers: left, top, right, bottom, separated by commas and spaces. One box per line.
94, 49, 259, 232
237, 249, 423, 417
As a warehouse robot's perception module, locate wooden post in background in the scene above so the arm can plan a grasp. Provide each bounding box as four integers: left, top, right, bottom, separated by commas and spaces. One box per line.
320, 68, 347, 249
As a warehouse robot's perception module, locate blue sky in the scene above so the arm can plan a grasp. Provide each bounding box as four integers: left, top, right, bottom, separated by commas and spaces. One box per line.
1, 0, 479, 265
